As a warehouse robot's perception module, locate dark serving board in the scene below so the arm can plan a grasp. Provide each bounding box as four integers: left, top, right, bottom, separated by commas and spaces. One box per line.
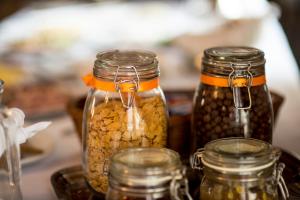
51, 150, 300, 200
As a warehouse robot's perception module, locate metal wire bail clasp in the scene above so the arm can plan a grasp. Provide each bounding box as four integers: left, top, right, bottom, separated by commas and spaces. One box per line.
170, 167, 193, 200
276, 163, 289, 200
228, 63, 253, 110
114, 66, 140, 109
190, 148, 204, 170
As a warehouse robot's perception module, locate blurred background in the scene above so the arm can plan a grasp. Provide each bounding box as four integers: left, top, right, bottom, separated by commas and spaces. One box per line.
1, 0, 299, 118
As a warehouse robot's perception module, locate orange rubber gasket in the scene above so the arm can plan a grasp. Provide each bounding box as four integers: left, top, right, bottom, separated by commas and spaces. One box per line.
83, 73, 159, 92
200, 74, 266, 87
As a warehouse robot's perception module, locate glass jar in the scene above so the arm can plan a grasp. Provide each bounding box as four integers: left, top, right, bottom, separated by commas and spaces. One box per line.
82, 50, 168, 195
191, 46, 273, 150
106, 147, 192, 200
191, 138, 289, 200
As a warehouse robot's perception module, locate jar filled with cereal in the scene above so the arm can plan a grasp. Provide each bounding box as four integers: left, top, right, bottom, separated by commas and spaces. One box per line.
191, 46, 273, 151
82, 50, 168, 196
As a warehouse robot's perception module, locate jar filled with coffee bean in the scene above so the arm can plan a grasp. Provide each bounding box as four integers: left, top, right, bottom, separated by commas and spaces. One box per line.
191, 46, 273, 151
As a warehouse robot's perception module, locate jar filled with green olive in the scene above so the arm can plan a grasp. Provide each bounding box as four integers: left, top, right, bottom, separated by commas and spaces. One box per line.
191, 138, 289, 200
191, 46, 273, 150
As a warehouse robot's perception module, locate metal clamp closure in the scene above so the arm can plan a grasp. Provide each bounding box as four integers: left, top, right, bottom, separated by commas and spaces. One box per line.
228, 63, 253, 110
276, 163, 289, 200
190, 148, 204, 170
170, 167, 192, 200
114, 66, 140, 109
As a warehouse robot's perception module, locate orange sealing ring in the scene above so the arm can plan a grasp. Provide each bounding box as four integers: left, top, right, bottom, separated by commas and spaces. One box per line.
200, 74, 266, 87
83, 73, 159, 92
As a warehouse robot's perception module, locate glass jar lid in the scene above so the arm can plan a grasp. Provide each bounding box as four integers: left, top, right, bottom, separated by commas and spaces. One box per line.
94, 50, 159, 81
202, 46, 265, 77
196, 138, 281, 173
109, 147, 182, 187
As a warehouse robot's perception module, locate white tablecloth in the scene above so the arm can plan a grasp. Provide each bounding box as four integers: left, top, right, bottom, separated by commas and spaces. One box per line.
20, 16, 300, 200
257, 17, 300, 160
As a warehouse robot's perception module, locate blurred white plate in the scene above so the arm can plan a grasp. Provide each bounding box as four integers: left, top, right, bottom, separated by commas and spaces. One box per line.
21, 133, 54, 166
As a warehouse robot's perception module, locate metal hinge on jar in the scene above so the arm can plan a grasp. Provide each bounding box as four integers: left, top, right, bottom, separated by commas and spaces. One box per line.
170, 167, 193, 200
276, 163, 289, 200
114, 66, 140, 109
190, 148, 204, 170
228, 63, 253, 110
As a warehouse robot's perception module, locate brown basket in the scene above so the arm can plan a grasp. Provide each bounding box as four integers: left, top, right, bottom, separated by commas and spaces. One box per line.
66, 97, 86, 141
66, 90, 284, 157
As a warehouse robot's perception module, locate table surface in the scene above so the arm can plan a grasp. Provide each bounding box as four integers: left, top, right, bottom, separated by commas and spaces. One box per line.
17, 12, 300, 200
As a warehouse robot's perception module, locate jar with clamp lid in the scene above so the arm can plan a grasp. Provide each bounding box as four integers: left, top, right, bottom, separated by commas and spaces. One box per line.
191, 138, 289, 200
191, 46, 273, 150
82, 50, 168, 195
106, 147, 192, 200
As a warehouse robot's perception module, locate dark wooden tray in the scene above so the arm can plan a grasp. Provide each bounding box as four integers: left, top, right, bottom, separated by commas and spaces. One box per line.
51, 150, 300, 200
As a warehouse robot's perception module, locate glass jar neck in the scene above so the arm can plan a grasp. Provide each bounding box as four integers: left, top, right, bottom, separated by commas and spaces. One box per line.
86, 75, 160, 93
203, 165, 276, 183
201, 63, 265, 78
109, 177, 171, 195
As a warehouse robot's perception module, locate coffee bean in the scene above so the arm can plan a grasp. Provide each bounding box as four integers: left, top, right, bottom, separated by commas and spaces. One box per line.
225, 92, 233, 99
224, 99, 232, 106
218, 92, 225, 100
211, 110, 218, 117
217, 101, 223, 107
215, 126, 222, 133
221, 117, 227, 123
211, 102, 217, 109
204, 106, 212, 113
215, 116, 222, 123
205, 123, 212, 130
203, 114, 210, 122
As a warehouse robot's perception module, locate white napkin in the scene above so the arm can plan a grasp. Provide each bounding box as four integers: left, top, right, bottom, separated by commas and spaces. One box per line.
0, 108, 51, 157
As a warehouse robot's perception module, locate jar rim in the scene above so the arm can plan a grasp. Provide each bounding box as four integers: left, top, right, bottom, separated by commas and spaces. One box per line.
109, 147, 182, 187
201, 138, 281, 172
93, 50, 159, 81
202, 46, 266, 77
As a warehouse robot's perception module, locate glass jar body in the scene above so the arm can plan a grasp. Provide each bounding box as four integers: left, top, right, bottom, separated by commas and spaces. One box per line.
200, 168, 278, 200
191, 83, 273, 150
106, 187, 171, 200
82, 87, 168, 194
